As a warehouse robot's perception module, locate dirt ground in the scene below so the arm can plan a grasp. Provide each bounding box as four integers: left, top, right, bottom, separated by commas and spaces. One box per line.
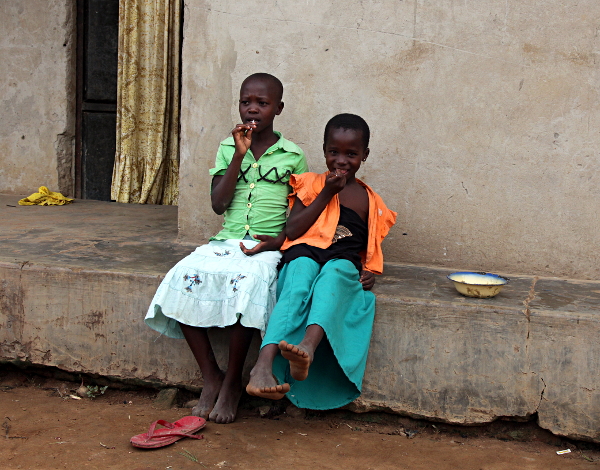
1, 368, 599, 470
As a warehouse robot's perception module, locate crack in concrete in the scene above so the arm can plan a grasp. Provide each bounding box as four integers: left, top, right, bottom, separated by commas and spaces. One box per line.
523, 276, 538, 341
535, 377, 547, 413
412, 0, 418, 47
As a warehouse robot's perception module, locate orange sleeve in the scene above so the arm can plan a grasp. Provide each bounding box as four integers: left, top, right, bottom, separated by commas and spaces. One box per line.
361, 191, 397, 274
282, 172, 337, 251
287, 172, 318, 210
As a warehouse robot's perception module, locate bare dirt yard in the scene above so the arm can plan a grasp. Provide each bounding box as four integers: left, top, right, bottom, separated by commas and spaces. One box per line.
1, 366, 598, 470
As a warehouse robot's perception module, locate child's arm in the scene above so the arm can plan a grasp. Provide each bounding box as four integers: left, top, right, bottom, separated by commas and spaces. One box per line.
211, 123, 256, 214
359, 270, 375, 291
285, 171, 346, 240
239, 231, 286, 256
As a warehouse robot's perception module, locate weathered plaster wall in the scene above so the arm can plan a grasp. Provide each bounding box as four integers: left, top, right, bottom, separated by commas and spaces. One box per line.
178, 0, 600, 279
0, 1, 76, 196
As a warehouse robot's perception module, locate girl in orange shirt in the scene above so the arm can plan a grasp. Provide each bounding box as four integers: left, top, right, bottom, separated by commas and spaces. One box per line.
246, 114, 396, 409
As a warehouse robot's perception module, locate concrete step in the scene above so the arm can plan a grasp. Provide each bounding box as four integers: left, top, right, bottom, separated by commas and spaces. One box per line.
358, 264, 600, 443
0, 195, 598, 442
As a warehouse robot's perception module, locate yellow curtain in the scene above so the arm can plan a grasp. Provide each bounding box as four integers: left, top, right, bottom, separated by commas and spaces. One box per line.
111, 0, 180, 205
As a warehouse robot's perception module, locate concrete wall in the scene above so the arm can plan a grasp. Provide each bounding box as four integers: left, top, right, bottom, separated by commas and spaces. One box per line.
1, 0, 598, 278
178, 0, 600, 280
0, 1, 76, 196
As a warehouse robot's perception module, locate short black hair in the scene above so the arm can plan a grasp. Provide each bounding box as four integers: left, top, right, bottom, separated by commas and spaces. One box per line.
242, 73, 284, 102
324, 113, 370, 150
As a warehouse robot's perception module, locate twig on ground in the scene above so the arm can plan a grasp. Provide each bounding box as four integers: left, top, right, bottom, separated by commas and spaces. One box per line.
178, 449, 207, 467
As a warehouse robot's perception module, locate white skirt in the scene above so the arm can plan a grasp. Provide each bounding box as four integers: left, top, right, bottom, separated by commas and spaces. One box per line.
145, 239, 282, 338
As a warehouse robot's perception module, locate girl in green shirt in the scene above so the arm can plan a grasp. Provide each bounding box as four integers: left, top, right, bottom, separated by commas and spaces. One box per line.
145, 73, 307, 424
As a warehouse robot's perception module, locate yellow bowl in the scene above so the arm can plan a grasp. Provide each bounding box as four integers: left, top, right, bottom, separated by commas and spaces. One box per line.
447, 272, 510, 298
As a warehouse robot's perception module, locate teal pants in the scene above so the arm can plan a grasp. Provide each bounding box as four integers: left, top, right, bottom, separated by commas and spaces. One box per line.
262, 257, 376, 410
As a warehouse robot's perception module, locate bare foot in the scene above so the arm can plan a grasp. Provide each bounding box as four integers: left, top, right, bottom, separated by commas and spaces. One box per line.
246, 364, 290, 400
279, 340, 311, 381
191, 371, 224, 419
208, 376, 242, 424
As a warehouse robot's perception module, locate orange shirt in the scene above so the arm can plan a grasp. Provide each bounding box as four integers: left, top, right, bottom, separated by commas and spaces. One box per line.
281, 172, 397, 275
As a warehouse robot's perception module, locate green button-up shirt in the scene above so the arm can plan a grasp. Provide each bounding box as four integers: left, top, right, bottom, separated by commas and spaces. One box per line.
209, 132, 308, 240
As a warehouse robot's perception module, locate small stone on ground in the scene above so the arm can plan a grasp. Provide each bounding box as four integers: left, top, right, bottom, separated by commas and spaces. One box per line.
153, 387, 178, 409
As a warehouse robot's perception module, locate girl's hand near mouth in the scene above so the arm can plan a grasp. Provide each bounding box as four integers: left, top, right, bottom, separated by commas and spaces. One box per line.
324, 169, 346, 195
231, 122, 256, 157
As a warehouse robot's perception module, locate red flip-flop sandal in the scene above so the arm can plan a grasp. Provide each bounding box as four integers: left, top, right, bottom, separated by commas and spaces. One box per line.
130, 416, 206, 449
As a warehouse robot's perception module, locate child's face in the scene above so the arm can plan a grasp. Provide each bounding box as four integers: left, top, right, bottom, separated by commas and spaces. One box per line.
323, 128, 369, 183
238, 79, 283, 133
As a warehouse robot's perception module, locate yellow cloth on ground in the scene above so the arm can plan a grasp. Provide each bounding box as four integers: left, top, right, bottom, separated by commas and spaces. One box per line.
18, 187, 74, 206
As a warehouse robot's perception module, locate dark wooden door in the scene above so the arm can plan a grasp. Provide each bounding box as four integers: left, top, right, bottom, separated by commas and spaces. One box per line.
76, 0, 119, 200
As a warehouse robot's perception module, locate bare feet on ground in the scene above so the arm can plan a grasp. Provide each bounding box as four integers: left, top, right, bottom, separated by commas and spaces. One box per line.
279, 340, 311, 381
208, 376, 243, 424
246, 365, 290, 400
191, 370, 224, 419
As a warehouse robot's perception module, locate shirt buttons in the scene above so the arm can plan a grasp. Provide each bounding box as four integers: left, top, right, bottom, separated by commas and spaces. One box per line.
252, 162, 258, 168
249, 183, 255, 189
267, 151, 273, 155
244, 224, 250, 230
247, 203, 252, 208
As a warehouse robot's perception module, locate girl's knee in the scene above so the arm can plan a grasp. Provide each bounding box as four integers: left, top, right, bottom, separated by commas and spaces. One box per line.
320, 259, 357, 280
280, 258, 320, 291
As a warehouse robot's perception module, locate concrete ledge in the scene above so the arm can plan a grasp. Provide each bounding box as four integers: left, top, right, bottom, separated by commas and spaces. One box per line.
356, 265, 600, 443
0, 195, 598, 442
0, 261, 254, 386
